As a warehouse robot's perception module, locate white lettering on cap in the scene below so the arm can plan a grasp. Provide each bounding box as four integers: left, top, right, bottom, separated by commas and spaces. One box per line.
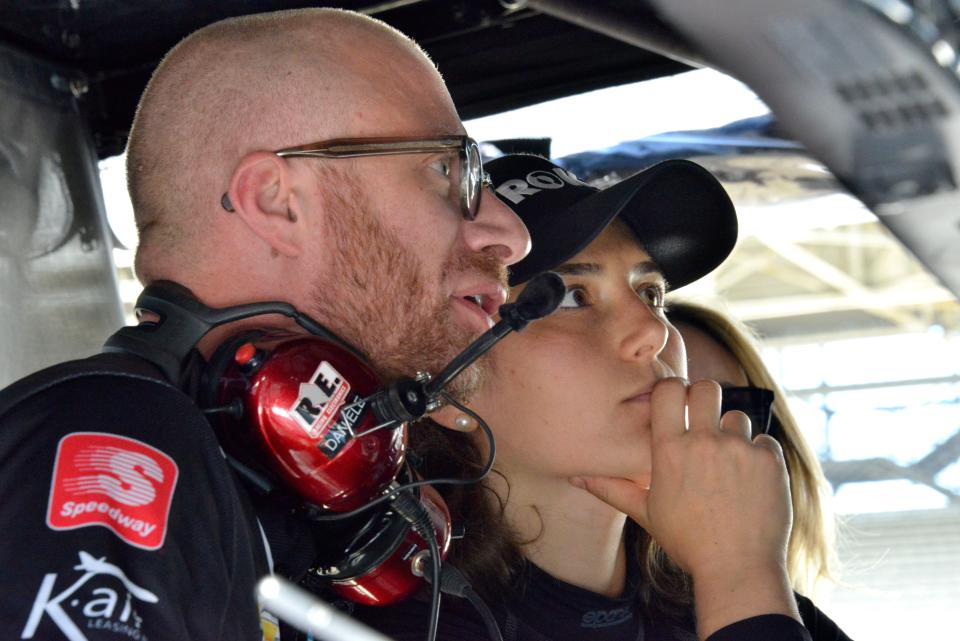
526, 170, 565, 189
552, 166, 585, 186
495, 179, 540, 204
495, 167, 586, 205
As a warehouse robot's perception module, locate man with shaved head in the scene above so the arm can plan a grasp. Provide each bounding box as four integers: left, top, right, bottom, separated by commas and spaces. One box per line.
0, 8, 529, 640
129, 8, 527, 380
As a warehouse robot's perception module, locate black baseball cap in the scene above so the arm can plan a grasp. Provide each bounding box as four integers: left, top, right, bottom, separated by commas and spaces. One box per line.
486, 154, 738, 288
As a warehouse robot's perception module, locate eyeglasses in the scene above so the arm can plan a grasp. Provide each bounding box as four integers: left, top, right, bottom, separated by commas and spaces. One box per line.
720, 386, 775, 439
223, 135, 489, 221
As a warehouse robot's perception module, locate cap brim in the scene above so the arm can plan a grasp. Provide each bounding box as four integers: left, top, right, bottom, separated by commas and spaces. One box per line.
509, 159, 737, 289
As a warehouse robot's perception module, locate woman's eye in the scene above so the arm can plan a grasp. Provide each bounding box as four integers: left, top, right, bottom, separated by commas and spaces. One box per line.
637, 284, 665, 309
558, 286, 590, 309
429, 157, 452, 178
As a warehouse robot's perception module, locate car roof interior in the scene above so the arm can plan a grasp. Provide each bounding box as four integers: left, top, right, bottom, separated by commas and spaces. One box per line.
0, 1, 693, 159
4, 0, 960, 302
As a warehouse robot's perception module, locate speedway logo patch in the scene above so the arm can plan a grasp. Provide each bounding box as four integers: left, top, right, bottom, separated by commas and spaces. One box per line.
46, 433, 178, 550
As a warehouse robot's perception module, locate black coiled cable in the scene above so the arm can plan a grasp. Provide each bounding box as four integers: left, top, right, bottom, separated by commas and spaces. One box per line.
306, 393, 499, 641
305, 392, 495, 523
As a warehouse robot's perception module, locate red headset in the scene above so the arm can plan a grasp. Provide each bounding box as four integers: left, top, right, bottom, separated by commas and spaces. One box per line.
104, 274, 563, 609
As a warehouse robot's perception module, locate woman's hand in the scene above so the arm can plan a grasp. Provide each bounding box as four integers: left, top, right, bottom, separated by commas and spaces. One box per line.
570, 377, 799, 638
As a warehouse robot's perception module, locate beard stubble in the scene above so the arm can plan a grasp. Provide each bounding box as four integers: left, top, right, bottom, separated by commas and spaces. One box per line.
309, 168, 506, 402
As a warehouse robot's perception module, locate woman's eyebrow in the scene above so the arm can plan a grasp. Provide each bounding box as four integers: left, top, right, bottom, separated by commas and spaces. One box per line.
630, 261, 662, 278
553, 262, 603, 276
631, 261, 670, 291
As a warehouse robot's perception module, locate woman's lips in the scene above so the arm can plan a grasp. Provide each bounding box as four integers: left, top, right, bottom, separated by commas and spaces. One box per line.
624, 392, 653, 403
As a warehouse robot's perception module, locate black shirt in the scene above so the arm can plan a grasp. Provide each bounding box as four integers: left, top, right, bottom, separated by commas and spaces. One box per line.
343, 560, 852, 641
0, 354, 272, 641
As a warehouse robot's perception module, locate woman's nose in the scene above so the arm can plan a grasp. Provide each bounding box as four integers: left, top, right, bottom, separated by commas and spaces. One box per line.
616, 300, 670, 363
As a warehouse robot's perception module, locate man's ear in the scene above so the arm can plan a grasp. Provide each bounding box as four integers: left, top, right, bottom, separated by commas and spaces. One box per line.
225, 151, 304, 257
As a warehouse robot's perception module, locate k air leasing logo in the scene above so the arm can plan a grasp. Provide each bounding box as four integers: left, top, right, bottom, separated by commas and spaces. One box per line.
21, 551, 158, 641
46, 433, 178, 550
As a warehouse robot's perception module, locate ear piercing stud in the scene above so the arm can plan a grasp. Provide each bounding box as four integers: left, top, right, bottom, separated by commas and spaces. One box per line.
454, 414, 474, 430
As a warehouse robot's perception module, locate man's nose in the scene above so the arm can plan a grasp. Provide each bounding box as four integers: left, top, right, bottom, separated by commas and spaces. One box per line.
461, 187, 531, 264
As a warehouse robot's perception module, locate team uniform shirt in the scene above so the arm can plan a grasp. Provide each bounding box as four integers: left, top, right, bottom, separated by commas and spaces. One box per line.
0, 353, 274, 641
342, 560, 853, 641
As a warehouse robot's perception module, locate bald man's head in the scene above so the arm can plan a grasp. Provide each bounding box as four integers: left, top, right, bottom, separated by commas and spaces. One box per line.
127, 8, 450, 282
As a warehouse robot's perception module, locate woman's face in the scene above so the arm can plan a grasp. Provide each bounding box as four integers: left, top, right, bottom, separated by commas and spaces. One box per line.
468, 219, 685, 481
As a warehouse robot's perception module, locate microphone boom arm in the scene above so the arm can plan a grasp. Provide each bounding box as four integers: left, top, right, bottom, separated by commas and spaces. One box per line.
370, 272, 565, 426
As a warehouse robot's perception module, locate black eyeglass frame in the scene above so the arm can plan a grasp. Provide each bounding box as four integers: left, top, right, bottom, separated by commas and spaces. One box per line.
221, 135, 489, 221
720, 385, 776, 439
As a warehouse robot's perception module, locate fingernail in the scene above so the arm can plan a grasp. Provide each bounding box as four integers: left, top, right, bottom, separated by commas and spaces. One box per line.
569, 477, 586, 489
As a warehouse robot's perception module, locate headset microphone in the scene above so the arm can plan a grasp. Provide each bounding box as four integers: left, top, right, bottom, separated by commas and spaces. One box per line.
500, 269, 567, 330
374, 271, 566, 423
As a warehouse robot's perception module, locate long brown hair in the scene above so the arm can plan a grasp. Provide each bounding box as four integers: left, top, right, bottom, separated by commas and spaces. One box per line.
666, 298, 836, 595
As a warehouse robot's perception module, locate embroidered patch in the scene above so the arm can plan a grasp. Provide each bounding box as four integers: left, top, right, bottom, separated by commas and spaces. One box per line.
21, 550, 160, 641
46, 432, 179, 550
581, 606, 633, 628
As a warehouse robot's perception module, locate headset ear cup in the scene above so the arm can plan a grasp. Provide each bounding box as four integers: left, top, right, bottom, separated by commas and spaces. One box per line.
198, 329, 265, 411
198, 329, 284, 491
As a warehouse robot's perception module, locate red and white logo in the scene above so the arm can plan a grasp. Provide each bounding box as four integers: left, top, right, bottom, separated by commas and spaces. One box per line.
289, 361, 351, 438
46, 432, 178, 550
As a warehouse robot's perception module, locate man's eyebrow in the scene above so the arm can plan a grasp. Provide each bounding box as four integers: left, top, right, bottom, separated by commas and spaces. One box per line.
552, 263, 602, 276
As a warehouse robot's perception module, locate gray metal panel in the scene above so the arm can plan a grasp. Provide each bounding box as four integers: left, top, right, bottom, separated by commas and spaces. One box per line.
652, 0, 960, 299
0, 42, 123, 387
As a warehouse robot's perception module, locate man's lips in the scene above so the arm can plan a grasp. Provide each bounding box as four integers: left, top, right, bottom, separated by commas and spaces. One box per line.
449, 282, 508, 331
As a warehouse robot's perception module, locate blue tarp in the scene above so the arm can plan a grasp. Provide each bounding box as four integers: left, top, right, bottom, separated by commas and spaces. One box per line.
555, 114, 803, 180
